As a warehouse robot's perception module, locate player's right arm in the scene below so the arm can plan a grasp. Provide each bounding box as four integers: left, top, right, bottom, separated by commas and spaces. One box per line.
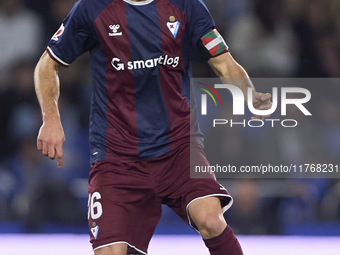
34, 51, 65, 168
34, 0, 95, 167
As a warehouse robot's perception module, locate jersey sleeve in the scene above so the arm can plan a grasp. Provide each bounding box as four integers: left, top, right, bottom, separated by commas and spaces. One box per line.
47, 0, 95, 67
191, 0, 229, 60
190, 0, 215, 45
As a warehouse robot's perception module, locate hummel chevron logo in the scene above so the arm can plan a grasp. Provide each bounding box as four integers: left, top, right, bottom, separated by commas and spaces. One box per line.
109, 24, 122, 37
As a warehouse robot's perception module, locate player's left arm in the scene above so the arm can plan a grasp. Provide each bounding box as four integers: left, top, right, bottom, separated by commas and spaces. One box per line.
208, 52, 272, 120
191, 0, 271, 119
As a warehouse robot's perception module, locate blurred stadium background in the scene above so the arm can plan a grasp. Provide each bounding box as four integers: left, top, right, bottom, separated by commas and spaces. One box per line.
0, 0, 340, 253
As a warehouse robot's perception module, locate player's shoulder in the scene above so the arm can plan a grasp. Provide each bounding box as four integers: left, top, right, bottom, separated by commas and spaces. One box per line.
166, 0, 204, 5
70, 0, 115, 22
74, 0, 111, 12
167, 0, 203, 7
76, 0, 109, 8
166, 0, 205, 14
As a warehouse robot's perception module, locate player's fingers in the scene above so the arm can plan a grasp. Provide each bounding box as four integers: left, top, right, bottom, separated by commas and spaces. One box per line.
48, 144, 56, 160
252, 93, 265, 107
56, 145, 63, 168
253, 93, 272, 108
42, 142, 49, 156
253, 92, 263, 100
261, 93, 271, 102
37, 138, 42, 151
259, 101, 273, 110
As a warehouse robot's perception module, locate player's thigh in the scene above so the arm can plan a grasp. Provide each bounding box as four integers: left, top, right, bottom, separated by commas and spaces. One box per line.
94, 243, 127, 255
88, 160, 162, 254
159, 143, 232, 232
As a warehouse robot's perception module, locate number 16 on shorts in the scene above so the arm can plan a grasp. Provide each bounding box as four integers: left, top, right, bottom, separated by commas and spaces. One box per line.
88, 192, 103, 220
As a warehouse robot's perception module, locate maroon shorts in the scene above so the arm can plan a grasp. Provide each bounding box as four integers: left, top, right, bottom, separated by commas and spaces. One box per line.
87, 142, 233, 254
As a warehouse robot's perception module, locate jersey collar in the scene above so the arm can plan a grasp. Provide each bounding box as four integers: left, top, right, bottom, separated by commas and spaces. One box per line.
123, 0, 155, 6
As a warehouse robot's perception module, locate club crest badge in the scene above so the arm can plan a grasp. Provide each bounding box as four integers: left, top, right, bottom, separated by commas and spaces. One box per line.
167, 21, 180, 38
91, 225, 99, 239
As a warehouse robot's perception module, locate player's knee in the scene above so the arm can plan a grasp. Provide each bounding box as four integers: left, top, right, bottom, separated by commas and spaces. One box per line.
196, 212, 226, 239
94, 243, 127, 255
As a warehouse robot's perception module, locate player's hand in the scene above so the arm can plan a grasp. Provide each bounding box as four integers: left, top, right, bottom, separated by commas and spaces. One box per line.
251, 92, 272, 120
37, 117, 65, 168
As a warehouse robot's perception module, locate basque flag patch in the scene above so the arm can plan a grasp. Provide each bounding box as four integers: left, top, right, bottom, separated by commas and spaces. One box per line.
201, 29, 228, 57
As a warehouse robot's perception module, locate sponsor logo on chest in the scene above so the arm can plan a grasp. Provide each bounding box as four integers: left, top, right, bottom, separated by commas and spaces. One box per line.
111, 55, 180, 71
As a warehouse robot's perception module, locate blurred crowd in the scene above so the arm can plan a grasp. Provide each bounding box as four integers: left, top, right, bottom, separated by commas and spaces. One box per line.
0, 0, 339, 234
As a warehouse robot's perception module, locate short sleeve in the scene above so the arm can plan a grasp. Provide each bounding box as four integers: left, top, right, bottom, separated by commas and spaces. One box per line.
47, 0, 95, 66
190, 0, 215, 46
189, 0, 228, 60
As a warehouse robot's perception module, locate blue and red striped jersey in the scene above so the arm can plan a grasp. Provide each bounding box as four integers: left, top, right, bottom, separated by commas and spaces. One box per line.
47, 0, 227, 163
